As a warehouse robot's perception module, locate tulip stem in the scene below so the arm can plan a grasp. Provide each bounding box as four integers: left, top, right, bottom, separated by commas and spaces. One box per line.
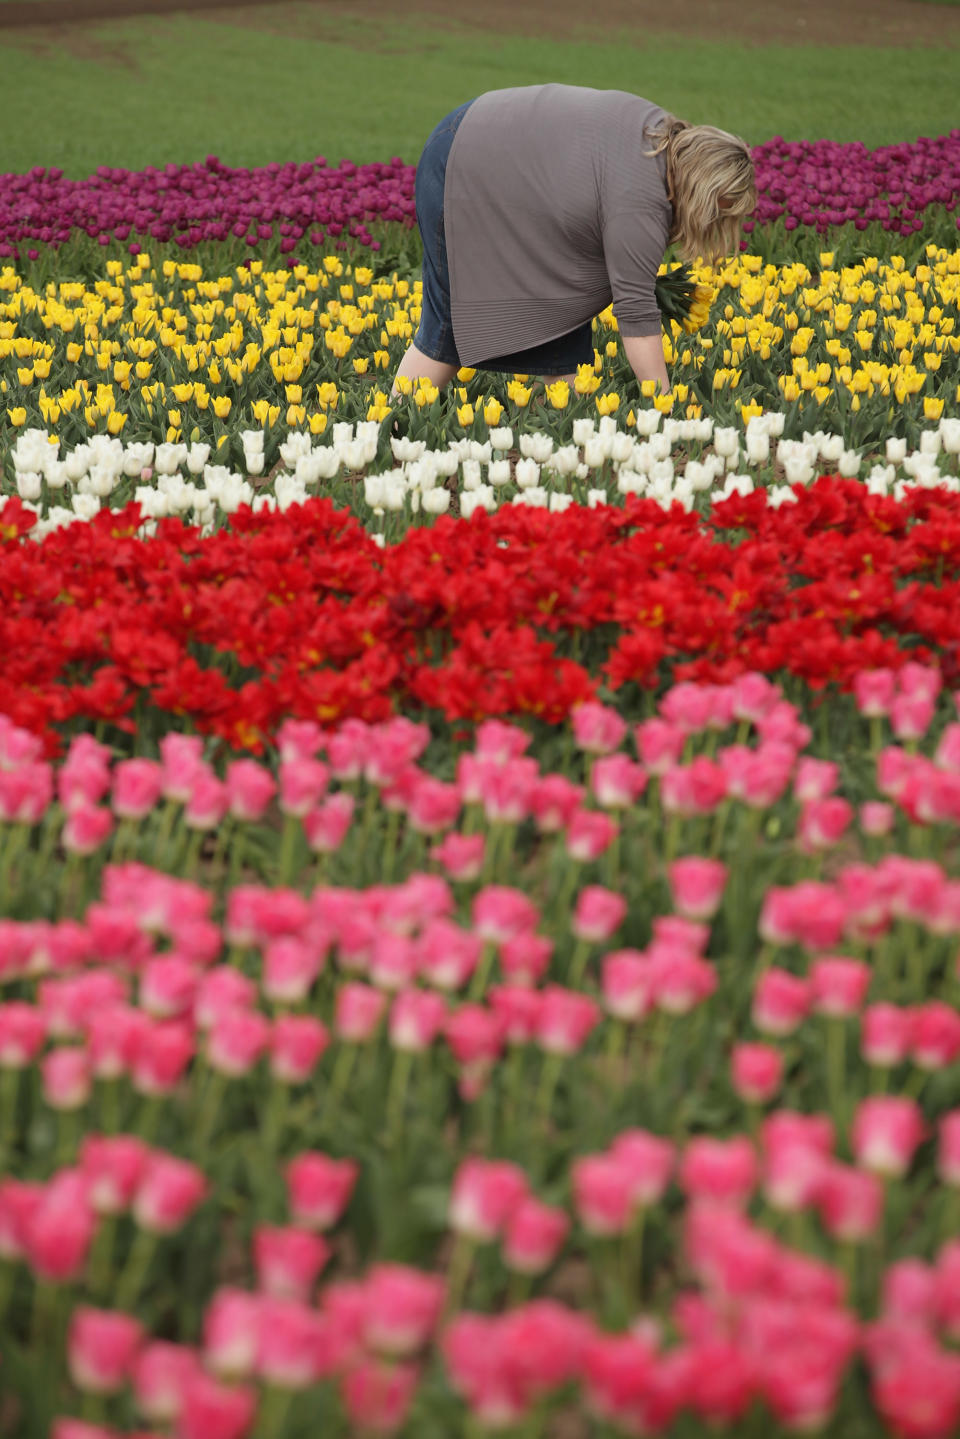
385, 1049, 414, 1146
114, 1227, 157, 1312
321, 1043, 357, 1130
442, 1233, 475, 1321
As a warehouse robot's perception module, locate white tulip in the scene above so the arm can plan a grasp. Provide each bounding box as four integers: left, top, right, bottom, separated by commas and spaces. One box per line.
461, 486, 496, 518
514, 458, 540, 490
617, 469, 645, 496
837, 451, 862, 478
16, 472, 42, 502
488, 426, 513, 451
549, 492, 575, 513
587, 489, 609, 508
245, 452, 266, 476
469, 441, 493, 463
513, 486, 548, 508
519, 432, 554, 462
648, 433, 671, 462
609, 432, 635, 464
422, 487, 451, 515
633, 409, 661, 436
919, 429, 942, 457
186, 443, 211, 475
390, 436, 427, 463
713, 426, 739, 458
940, 419, 960, 456
572, 418, 595, 446
71, 493, 101, 519
819, 434, 844, 463
886, 436, 908, 463
461, 460, 482, 491
364, 474, 387, 508
488, 460, 512, 487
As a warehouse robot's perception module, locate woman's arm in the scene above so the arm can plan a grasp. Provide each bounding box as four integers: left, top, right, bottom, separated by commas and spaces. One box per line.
622, 332, 671, 396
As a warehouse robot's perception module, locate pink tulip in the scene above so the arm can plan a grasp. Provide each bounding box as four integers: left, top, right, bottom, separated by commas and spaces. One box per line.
936, 1241, 960, 1338
25, 1172, 96, 1281
581, 1329, 657, 1428
112, 758, 164, 820
132, 1339, 202, 1423
610, 1129, 675, 1206
133, 1152, 207, 1233
753, 968, 811, 1036
225, 759, 276, 821
184, 772, 228, 830
649, 946, 717, 1015
285, 1152, 358, 1231
502, 1197, 570, 1274
62, 804, 114, 855
660, 758, 727, 816
429, 832, 485, 881
763, 1137, 828, 1214
269, 1015, 329, 1084
140, 955, 200, 1020
303, 792, 355, 852
369, 932, 419, 991
471, 886, 539, 943
572, 885, 626, 943
938, 1111, 960, 1185
177, 1371, 258, 1439
809, 956, 871, 1018
798, 797, 853, 850
634, 717, 685, 774
871, 1333, 960, 1439
499, 931, 553, 987
407, 775, 462, 834
572, 1154, 634, 1236
131, 1020, 194, 1095
861, 1002, 915, 1067
334, 982, 386, 1041
731, 1043, 783, 1104
416, 918, 482, 991
478, 757, 539, 824
535, 986, 600, 1054
68, 1307, 143, 1393
262, 935, 324, 1006
793, 757, 839, 803
854, 668, 896, 717
79, 1134, 149, 1214
666, 856, 728, 920
882, 1258, 939, 1327
860, 800, 895, 836
529, 774, 585, 831
86, 1004, 148, 1079
590, 754, 648, 808
564, 808, 618, 861
0, 1001, 46, 1067
42, 1045, 91, 1110
817, 1162, 886, 1243
572, 701, 627, 755
207, 1008, 271, 1077
340, 1357, 419, 1434
253, 1225, 330, 1302
204, 1287, 262, 1378
448, 1158, 528, 1242
489, 985, 542, 1045
601, 950, 653, 1022
362, 1264, 445, 1357
159, 734, 206, 802
195, 969, 258, 1030
679, 1136, 757, 1208
256, 1296, 323, 1389
278, 757, 329, 817
891, 691, 936, 742
851, 1097, 925, 1178
912, 1002, 960, 1070
389, 989, 448, 1051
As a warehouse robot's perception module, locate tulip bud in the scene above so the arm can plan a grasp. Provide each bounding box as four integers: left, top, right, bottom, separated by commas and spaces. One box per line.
68, 1307, 143, 1393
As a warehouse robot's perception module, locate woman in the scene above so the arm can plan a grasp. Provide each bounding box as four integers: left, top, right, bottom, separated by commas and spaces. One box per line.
390, 84, 756, 400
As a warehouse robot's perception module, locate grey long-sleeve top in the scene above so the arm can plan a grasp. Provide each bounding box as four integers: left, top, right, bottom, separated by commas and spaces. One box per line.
442, 85, 673, 366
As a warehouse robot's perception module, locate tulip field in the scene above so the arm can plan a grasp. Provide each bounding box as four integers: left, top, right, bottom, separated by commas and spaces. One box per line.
4, 108, 960, 1439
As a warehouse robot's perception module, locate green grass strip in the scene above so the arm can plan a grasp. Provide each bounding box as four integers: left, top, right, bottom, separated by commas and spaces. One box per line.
1, 9, 959, 176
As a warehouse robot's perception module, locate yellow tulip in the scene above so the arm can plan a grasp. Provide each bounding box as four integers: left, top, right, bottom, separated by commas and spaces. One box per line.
352, 358, 369, 375
457, 403, 475, 426
457, 366, 477, 382
483, 398, 504, 425
740, 401, 763, 423
286, 404, 306, 426
6, 407, 26, 426
652, 393, 674, 413
309, 412, 328, 434
545, 380, 570, 409
924, 396, 945, 420
66, 342, 83, 363
394, 376, 414, 397
595, 393, 620, 416
285, 385, 303, 403
107, 410, 127, 434
16, 367, 34, 385
507, 380, 532, 407
213, 396, 232, 419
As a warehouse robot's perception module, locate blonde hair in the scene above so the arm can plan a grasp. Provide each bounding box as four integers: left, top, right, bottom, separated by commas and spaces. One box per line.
644, 117, 756, 265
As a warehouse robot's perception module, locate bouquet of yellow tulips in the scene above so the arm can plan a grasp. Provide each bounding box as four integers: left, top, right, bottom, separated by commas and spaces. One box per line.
655, 263, 715, 334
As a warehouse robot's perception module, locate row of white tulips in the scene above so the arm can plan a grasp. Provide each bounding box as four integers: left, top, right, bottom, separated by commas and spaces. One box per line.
7, 412, 960, 541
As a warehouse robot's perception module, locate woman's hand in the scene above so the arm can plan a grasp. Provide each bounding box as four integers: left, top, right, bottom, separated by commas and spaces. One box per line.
622, 333, 671, 397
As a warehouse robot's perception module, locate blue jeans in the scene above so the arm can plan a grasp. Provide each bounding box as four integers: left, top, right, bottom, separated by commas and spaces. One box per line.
413, 101, 595, 375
